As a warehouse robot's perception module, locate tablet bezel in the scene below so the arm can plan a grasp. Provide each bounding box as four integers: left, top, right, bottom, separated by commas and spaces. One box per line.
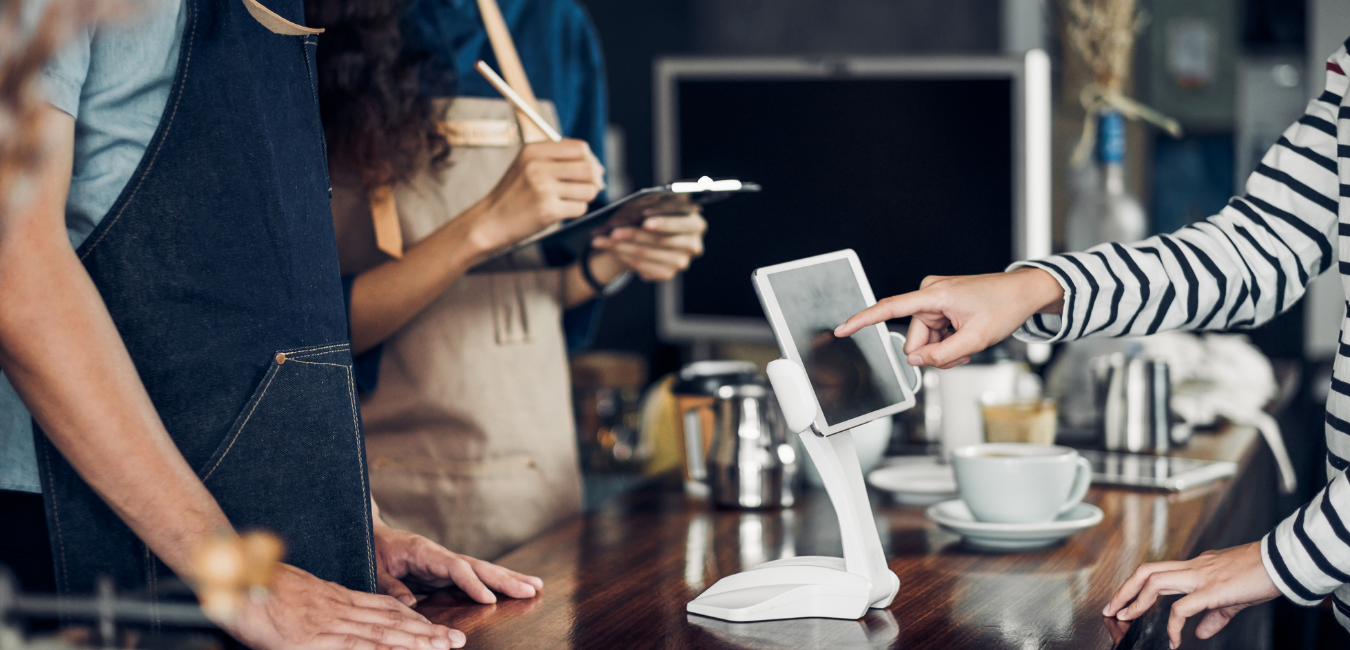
752, 249, 916, 436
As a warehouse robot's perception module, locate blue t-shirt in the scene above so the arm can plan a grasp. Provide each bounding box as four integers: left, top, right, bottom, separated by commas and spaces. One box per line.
0, 0, 184, 493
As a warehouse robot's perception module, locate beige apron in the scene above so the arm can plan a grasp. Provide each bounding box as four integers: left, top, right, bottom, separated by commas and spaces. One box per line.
337, 96, 583, 561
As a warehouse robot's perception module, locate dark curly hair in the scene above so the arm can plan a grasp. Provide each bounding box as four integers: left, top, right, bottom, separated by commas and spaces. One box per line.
305, 0, 452, 190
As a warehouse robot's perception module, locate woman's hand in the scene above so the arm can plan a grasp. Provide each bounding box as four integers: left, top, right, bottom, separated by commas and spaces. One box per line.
468, 139, 605, 255
372, 521, 543, 606
833, 267, 1064, 369
1102, 542, 1282, 649
589, 210, 707, 282
225, 563, 462, 650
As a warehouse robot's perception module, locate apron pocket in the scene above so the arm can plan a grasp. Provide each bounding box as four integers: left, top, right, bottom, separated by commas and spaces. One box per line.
195, 342, 376, 592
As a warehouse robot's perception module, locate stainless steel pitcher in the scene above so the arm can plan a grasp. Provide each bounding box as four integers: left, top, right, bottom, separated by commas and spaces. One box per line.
1093, 353, 1172, 453
707, 382, 798, 509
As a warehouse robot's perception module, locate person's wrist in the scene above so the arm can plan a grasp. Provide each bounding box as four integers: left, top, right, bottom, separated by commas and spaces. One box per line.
1013, 267, 1064, 315
585, 248, 627, 285
459, 202, 507, 260
581, 247, 632, 297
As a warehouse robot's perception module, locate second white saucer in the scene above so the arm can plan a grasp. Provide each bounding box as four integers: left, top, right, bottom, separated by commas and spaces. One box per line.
866, 458, 958, 507
925, 499, 1103, 552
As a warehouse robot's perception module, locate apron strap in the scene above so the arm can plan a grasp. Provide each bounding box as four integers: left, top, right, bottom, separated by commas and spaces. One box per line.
475, 0, 549, 144
365, 0, 552, 259
240, 0, 323, 35
368, 185, 403, 259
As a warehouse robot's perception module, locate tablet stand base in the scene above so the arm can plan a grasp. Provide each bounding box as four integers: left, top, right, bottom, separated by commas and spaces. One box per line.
686, 360, 900, 622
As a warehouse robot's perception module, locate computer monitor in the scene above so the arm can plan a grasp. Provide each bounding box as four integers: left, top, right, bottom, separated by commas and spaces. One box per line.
655, 53, 1051, 343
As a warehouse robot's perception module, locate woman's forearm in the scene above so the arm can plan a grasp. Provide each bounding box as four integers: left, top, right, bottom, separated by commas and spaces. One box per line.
347, 202, 491, 354
344, 140, 609, 353
0, 109, 234, 580
561, 250, 627, 309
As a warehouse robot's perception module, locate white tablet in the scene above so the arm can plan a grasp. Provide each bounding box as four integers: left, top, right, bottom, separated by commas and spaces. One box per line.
752, 249, 916, 436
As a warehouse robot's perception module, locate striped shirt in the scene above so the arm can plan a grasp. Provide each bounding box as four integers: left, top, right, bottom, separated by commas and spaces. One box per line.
1012, 43, 1350, 628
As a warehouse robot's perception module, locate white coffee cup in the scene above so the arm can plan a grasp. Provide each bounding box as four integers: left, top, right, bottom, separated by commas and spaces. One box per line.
951, 443, 1092, 524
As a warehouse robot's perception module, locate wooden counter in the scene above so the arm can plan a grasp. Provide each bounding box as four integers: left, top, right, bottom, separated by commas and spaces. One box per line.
417, 427, 1272, 650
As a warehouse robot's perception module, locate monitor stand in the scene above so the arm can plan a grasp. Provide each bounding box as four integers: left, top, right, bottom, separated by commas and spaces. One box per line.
686, 359, 900, 622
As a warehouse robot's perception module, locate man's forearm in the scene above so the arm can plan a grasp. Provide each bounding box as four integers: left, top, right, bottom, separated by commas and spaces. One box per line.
0, 109, 233, 580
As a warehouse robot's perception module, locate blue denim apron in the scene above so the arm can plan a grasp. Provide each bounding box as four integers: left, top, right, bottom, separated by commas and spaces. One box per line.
32, 0, 376, 597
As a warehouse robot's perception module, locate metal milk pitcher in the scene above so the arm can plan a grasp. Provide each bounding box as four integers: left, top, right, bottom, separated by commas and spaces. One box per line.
1093, 353, 1171, 453
707, 382, 798, 509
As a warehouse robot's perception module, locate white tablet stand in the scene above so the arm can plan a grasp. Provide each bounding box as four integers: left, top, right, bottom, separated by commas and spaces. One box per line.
687, 349, 908, 622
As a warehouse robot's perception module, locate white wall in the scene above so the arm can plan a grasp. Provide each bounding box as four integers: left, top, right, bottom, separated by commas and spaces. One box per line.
1002, 0, 1046, 53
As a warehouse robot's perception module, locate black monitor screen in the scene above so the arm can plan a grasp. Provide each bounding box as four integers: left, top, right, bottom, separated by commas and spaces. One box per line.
676, 77, 1015, 321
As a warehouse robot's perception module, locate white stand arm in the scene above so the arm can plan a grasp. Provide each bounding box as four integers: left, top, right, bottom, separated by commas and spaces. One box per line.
687, 357, 905, 622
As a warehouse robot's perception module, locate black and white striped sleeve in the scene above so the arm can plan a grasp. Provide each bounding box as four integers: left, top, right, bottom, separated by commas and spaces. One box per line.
1012, 46, 1350, 614
1263, 470, 1350, 608
1008, 66, 1342, 345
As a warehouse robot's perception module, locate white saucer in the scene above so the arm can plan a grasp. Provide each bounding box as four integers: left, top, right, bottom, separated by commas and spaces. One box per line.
925, 499, 1103, 552
866, 458, 958, 507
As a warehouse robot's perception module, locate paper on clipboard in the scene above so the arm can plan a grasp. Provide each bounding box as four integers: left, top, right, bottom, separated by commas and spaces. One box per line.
469, 177, 759, 273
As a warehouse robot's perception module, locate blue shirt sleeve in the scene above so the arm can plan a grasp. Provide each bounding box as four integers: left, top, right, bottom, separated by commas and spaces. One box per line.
558, 3, 608, 195
563, 298, 603, 352
342, 274, 384, 393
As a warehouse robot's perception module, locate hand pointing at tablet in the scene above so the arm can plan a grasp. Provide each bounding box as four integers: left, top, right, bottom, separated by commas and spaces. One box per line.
834, 268, 1064, 369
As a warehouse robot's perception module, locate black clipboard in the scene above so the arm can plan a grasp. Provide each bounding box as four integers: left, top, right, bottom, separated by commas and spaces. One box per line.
470, 177, 759, 273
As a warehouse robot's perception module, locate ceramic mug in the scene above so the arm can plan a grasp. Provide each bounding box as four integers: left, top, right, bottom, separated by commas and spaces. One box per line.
951, 443, 1092, 524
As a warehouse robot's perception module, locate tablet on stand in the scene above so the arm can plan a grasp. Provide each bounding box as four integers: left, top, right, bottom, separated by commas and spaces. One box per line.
686, 249, 918, 622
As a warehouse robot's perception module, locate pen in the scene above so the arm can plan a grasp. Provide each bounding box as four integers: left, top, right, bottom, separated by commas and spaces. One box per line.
474, 60, 564, 142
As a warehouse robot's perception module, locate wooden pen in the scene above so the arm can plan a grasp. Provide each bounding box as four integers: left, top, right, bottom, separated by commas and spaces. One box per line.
474, 60, 564, 142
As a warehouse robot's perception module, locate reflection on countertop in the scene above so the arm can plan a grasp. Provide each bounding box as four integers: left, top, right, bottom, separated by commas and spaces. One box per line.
415, 426, 1270, 650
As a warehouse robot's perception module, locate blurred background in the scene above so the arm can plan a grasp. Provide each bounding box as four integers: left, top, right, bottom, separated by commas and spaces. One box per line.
563, 0, 1347, 646
581, 0, 1321, 367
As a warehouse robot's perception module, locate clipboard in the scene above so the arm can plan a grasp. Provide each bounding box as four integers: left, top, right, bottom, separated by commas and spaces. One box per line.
470, 177, 759, 273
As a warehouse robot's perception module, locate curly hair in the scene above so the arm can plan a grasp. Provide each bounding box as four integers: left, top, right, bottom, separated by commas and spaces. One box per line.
305, 0, 452, 190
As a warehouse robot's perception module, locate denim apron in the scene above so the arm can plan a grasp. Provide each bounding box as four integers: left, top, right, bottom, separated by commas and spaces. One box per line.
32, 0, 376, 597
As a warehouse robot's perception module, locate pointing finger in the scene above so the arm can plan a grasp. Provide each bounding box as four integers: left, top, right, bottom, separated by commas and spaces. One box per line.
836, 292, 937, 337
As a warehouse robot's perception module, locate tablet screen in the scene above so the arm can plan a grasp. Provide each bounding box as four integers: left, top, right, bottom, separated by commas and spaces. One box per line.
763, 259, 905, 427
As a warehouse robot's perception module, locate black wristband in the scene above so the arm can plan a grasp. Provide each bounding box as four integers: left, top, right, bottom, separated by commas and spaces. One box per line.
580, 245, 608, 295
580, 245, 633, 298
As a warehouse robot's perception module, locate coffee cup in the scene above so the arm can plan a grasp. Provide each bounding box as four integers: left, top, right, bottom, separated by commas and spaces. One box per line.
950, 443, 1092, 524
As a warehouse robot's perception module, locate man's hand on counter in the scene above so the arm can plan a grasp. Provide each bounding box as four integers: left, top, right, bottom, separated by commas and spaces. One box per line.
372, 499, 544, 607
225, 562, 463, 650
1102, 541, 1281, 649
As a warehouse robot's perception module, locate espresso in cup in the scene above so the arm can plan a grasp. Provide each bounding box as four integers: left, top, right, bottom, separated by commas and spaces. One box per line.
950, 443, 1092, 524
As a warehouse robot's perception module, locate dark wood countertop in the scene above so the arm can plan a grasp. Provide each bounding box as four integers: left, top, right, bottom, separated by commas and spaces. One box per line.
417, 427, 1266, 650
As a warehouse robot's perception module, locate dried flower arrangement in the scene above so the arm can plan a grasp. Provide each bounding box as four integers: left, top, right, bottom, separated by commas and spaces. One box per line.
1063, 0, 1181, 164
